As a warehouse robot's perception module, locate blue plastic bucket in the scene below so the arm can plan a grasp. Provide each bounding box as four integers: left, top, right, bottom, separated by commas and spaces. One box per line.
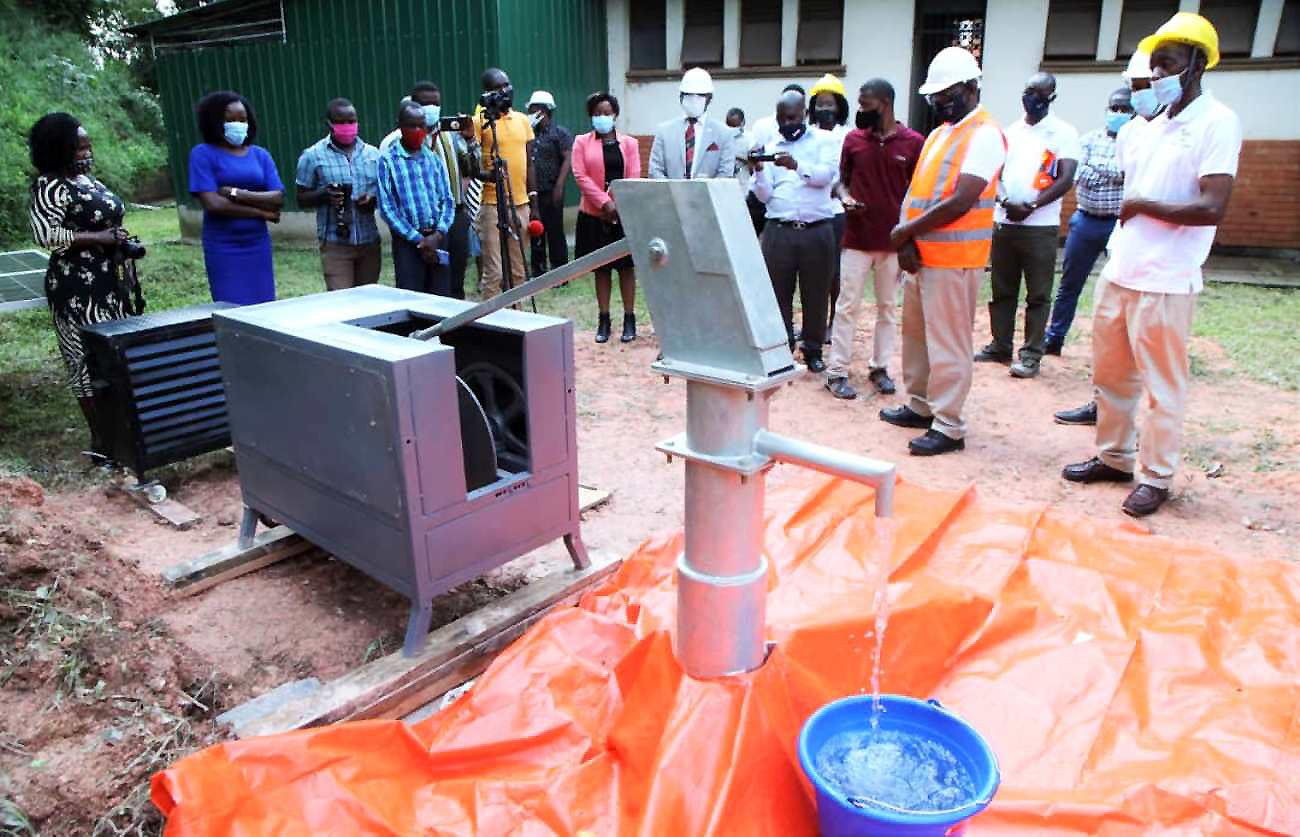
798, 695, 1000, 836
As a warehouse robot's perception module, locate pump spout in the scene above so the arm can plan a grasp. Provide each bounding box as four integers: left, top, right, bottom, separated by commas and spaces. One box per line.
753, 430, 896, 518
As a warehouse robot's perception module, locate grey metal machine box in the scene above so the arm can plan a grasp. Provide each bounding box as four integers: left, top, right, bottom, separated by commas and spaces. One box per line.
213, 287, 588, 654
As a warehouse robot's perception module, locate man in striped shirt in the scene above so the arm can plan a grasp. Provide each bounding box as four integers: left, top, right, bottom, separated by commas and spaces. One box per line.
377, 101, 455, 295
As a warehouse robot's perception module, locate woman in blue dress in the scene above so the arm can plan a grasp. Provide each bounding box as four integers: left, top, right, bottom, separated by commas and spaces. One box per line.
188, 91, 284, 304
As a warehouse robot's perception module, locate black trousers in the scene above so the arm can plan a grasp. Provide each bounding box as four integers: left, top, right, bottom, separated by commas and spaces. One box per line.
447, 204, 471, 300
392, 234, 451, 296
760, 220, 835, 356
530, 190, 568, 275
988, 223, 1059, 362
746, 191, 768, 237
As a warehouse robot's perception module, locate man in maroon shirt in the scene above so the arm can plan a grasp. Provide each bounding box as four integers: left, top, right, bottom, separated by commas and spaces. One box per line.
825, 78, 925, 399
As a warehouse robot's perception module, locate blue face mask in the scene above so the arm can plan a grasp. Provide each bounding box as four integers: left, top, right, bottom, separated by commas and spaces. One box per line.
591, 114, 615, 134
422, 104, 441, 128
1151, 70, 1185, 108
223, 120, 249, 146
1105, 111, 1133, 134
1022, 92, 1051, 120
1130, 87, 1160, 119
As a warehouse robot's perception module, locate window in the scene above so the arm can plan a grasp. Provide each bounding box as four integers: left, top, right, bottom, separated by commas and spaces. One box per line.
1278, 0, 1300, 55
1117, 0, 1178, 58
1199, 0, 1260, 57
796, 0, 844, 65
682, 0, 724, 67
630, 1, 667, 70
1044, 0, 1102, 59
741, 0, 782, 66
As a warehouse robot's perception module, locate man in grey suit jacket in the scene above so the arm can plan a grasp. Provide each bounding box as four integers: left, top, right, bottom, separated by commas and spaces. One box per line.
649, 67, 735, 180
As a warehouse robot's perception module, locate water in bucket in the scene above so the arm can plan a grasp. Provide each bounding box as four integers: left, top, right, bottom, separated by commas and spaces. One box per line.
814, 727, 977, 812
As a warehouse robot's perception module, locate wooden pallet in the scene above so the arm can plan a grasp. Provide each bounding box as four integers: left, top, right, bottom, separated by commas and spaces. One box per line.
161, 526, 316, 597
223, 550, 622, 739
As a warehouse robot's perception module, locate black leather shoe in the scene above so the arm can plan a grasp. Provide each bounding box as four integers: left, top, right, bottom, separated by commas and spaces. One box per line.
595, 313, 611, 344
1009, 358, 1040, 379
974, 343, 1013, 363
909, 429, 965, 456
805, 354, 827, 373
1122, 484, 1170, 517
869, 368, 896, 395
1043, 341, 1063, 356
620, 313, 636, 343
1054, 401, 1097, 426
1062, 457, 1133, 484
825, 376, 857, 400
879, 405, 931, 429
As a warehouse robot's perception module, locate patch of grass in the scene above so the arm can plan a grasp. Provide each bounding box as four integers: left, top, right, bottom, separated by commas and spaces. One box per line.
0, 574, 110, 702
1249, 428, 1288, 473
1, 798, 38, 836
1194, 283, 1300, 390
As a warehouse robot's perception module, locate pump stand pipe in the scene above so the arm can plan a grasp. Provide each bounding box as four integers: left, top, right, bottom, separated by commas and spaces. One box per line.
753, 430, 896, 518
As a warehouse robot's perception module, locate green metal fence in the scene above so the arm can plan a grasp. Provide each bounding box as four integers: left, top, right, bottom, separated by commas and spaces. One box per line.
150, 0, 608, 209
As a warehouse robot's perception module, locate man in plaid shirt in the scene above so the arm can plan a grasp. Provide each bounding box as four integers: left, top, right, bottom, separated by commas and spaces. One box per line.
378, 101, 455, 295
1044, 87, 1134, 354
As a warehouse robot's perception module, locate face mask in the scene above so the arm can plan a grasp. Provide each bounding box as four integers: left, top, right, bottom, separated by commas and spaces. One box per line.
1130, 87, 1160, 119
855, 109, 881, 132
73, 154, 94, 175
812, 108, 836, 129
421, 104, 441, 128
681, 94, 707, 119
1104, 111, 1133, 134
528, 110, 545, 128
1022, 92, 1051, 120
591, 114, 615, 134
931, 93, 966, 124
400, 126, 427, 151
331, 123, 358, 144
224, 120, 249, 146
778, 122, 806, 142
1151, 69, 1186, 108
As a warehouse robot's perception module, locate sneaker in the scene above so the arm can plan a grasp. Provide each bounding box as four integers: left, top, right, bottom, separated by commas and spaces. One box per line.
1009, 358, 1040, 379
1054, 401, 1097, 426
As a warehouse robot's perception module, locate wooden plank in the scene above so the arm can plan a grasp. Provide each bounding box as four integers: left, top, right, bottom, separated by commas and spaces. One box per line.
117, 487, 202, 530
161, 525, 316, 597
231, 552, 622, 739
578, 483, 612, 514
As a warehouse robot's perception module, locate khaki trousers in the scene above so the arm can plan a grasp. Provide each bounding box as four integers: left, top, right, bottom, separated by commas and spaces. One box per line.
901, 266, 981, 440
320, 241, 381, 291
477, 202, 531, 298
828, 249, 900, 378
1092, 281, 1197, 489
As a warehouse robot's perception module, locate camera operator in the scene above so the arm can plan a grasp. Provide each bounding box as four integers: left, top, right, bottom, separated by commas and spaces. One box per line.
28, 112, 146, 453
295, 98, 381, 291
460, 68, 536, 298
377, 101, 455, 295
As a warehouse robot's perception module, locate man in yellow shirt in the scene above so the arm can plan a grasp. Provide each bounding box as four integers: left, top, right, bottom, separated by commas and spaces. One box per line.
462, 68, 536, 297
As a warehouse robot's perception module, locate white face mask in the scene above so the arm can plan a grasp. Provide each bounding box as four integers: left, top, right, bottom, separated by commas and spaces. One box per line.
681, 94, 708, 119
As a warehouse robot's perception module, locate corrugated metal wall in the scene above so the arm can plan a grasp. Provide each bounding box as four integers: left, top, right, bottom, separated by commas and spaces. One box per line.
153, 0, 606, 209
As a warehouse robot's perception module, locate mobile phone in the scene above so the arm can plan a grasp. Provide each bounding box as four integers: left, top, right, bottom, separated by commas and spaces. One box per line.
749, 151, 781, 163
439, 115, 472, 133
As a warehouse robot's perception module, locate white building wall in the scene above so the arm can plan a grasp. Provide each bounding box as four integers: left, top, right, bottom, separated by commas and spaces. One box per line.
607, 0, 1298, 141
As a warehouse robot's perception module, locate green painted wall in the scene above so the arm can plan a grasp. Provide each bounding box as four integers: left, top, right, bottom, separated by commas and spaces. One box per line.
152, 0, 607, 210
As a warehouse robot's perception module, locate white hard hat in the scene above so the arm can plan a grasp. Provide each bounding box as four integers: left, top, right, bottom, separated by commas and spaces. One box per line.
917, 47, 982, 96
527, 90, 556, 109
1122, 50, 1152, 81
680, 67, 715, 95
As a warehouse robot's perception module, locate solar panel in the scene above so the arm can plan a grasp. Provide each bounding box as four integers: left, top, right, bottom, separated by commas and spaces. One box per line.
0, 249, 49, 313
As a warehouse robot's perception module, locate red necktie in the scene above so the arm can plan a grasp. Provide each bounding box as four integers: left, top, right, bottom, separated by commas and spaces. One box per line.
684, 119, 696, 179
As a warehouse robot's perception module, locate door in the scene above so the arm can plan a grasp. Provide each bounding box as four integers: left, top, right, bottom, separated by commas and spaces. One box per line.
910, 0, 988, 135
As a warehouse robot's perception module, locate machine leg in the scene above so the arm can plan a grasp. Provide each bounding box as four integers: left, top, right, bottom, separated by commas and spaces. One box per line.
237, 504, 258, 549
402, 601, 434, 657
564, 531, 591, 570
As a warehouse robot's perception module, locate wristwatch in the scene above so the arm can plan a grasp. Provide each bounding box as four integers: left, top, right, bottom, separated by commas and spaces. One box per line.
230, 187, 240, 201
1027, 200, 1039, 210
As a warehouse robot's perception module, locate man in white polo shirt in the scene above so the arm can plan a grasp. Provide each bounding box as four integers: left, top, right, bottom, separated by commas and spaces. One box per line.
1062, 13, 1241, 517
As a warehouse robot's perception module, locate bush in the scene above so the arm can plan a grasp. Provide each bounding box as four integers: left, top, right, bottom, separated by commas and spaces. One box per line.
0, 6, 166, 247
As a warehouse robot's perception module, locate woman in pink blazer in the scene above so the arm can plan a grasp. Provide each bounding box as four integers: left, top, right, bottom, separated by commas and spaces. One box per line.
572, 92, 642, 343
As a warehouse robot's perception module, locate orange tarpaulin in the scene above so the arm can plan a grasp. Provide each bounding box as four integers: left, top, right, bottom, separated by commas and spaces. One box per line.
152, 477, 1300, 835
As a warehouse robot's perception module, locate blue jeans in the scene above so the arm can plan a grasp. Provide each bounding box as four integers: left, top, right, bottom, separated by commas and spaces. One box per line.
1045, 210, 1116, 348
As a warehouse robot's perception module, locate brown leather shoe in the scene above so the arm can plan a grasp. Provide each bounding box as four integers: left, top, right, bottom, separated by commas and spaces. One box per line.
1122, 484, 1169, 517
1062, 457, 1133, 484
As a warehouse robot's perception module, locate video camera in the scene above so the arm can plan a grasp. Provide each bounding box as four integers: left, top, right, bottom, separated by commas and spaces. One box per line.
479, 85, 514, 120
328, 182, 353, 239
117, 236, 147, 261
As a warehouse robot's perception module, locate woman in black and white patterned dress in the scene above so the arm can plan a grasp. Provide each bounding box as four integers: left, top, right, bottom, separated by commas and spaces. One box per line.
28, 112, 144, 450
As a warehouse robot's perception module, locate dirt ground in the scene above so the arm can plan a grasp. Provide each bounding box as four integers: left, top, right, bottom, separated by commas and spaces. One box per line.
1, 299, 1297, 835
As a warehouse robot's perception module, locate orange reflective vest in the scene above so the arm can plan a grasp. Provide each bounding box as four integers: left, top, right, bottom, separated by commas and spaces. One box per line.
902, 109, 1005, 269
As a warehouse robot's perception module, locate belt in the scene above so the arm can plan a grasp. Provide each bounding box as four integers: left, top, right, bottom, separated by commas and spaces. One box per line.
1078, 209, 1118, 221
769, 218, 830, 230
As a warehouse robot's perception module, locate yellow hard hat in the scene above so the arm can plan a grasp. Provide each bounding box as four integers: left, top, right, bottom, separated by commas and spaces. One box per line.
809, 73, 846, 99
1138, 12, 1220, 69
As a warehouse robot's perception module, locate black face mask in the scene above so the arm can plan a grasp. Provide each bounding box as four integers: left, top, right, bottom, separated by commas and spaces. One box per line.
778, 122, 806, 142
855, 109, 881, 132
932, 91, 969, 124
812, 108, 836, 129
1022, 92, 1051, 120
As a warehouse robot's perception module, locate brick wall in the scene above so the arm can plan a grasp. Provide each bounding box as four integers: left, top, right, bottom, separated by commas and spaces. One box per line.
635, 135, 1299, 251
